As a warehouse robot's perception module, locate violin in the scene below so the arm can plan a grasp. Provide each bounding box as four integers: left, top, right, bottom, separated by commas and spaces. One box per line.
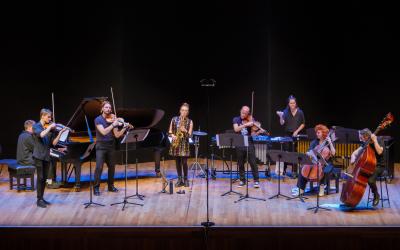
44, 122, 74, 132
105, 113, 133, 129
242, 115, 269, 135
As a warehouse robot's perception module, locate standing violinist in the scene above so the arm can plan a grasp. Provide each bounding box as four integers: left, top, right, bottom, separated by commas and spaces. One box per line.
350, 128, 384, 207
93, 101, 132, 196
233, 106, 266, 188
294, 124, 335, 197
32, 109, 68, 208
276, 95, 305, 176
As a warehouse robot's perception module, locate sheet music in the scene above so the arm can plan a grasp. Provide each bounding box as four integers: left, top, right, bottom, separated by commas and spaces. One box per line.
59, 130, 69, 142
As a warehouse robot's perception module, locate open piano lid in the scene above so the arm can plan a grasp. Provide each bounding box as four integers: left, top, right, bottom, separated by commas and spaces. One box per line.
116, 108, 165, 128
66, 97, 165, 132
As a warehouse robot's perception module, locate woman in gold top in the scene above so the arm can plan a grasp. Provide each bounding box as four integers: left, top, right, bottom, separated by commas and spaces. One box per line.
168, 103, 193, 187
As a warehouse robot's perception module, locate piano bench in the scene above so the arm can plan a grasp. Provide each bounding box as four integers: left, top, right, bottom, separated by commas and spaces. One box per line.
8, 164, 36, 192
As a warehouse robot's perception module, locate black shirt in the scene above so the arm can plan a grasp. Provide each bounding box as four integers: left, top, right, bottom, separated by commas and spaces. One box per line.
370, 137, 385, 167
32, 122, 54, 162
282, 107, 305, 134
16, 131, 35, 165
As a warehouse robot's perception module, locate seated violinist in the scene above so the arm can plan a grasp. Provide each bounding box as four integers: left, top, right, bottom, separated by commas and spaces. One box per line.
294, 124, 335, 197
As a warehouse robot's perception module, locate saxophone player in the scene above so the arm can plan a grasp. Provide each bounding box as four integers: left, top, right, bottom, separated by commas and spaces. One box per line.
168, 103, 193, 187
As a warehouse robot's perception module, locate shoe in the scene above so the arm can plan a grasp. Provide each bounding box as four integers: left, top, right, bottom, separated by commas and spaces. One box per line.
37, 199, 47, 208
373, 193, 380, 207
94, 186, 100, 196
175, 177, 183, 187
319, 184, 325, 197
42, 199, 51, 205
108, 185, 119, 192
184, 178, 190, 187
254, 181, 260, 188
73, 184, 81, 192
156, 171, 162, 178
238, 181, 245, 187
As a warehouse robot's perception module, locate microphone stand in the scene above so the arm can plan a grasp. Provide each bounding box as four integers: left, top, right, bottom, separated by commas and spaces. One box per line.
200, 79, 215, 228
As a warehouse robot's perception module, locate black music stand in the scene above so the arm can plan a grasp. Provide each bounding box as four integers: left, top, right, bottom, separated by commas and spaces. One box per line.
83, 143, 104, 208
268, 150, 291, 200
217, 133, 244, 197
334, 127, 360, 171
111, 129, 149, 210
234, 136, 266, 203
286, 152, 313, 202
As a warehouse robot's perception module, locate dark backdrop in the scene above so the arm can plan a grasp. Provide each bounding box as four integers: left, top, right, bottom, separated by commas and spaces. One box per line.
1, 1, 398, 161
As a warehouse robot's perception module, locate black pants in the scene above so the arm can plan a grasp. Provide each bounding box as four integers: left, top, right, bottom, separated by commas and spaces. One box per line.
154, 148, 163, 173
283, 133, 297, 174
34, 159, 50, 200
236, 144, 259, 182
175, 156, 188, 179
94, 141, 116, 187
368, 166, 385, 195
297, 164, 333, 190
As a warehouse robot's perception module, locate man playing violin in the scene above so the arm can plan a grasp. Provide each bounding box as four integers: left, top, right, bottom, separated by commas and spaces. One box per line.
294, 124, 335, 197
350, 128, 384, 207
233, 106, 266, 188
93, 101, 132, 196
32, 109, 68, 208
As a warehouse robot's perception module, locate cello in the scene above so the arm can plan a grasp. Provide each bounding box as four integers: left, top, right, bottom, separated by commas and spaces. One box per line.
340, 113, 394, 207
301, 128, 336, 182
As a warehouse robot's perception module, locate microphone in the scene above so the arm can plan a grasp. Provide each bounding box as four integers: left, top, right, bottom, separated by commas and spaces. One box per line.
200, 79, 216, 87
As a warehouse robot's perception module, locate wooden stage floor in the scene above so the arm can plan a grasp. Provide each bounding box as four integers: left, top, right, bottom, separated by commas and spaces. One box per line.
0, 160, 399, 227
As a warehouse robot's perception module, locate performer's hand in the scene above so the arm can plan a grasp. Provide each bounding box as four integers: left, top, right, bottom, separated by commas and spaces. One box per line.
112, 120, 119, 128
371, 134, 378, 143
171, 134, 177, 141
49, 123, 57, 130
276, 111, 283, 117
292, 131, 298, 137
244, 121, 254, 127
59, 127, 68, 134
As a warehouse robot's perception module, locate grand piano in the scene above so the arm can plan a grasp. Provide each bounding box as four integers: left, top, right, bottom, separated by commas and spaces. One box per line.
52, 97, 169, 191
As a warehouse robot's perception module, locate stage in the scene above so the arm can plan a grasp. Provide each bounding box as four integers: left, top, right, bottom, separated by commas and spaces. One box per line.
0, 160, 399, 227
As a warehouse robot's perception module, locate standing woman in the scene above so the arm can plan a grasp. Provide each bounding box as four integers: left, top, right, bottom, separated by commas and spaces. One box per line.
276, 95, 305, 176
169, 103, 193, 187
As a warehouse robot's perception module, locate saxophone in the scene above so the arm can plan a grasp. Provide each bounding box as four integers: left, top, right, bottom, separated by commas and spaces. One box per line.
172, 117, 187, 149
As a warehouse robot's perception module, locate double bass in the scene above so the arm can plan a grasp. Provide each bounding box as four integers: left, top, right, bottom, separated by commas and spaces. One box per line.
340, 113, 394, 207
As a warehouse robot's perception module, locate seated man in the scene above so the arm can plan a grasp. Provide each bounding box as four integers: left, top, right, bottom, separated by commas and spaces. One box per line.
16, 120, 36, 166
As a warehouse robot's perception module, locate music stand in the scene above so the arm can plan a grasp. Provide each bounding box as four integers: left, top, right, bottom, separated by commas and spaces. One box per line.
82, 143, 104, 208
111, 129, 149, 210
286, 152, 313, 202
233, 136, 266, 203
268, 150, 291, 200
333, 127, 360, 171
217, 133, 244, 197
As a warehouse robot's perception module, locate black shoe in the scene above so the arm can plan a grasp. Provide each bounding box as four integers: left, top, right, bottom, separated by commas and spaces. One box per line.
184, 178, 189, 187
42, 199, 51, 205
37, 199, 47, 208
108, 185, 118, 192
94, 187, 100, 196
175, 177, 183, 187
373, 193, 380, 207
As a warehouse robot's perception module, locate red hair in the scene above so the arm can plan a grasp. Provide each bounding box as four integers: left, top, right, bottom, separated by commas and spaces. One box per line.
314, 124, 329, 139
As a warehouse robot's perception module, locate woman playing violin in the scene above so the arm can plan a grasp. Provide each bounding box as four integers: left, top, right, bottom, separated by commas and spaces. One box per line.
294, 124, 335, 197
93, 101, 133, 196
